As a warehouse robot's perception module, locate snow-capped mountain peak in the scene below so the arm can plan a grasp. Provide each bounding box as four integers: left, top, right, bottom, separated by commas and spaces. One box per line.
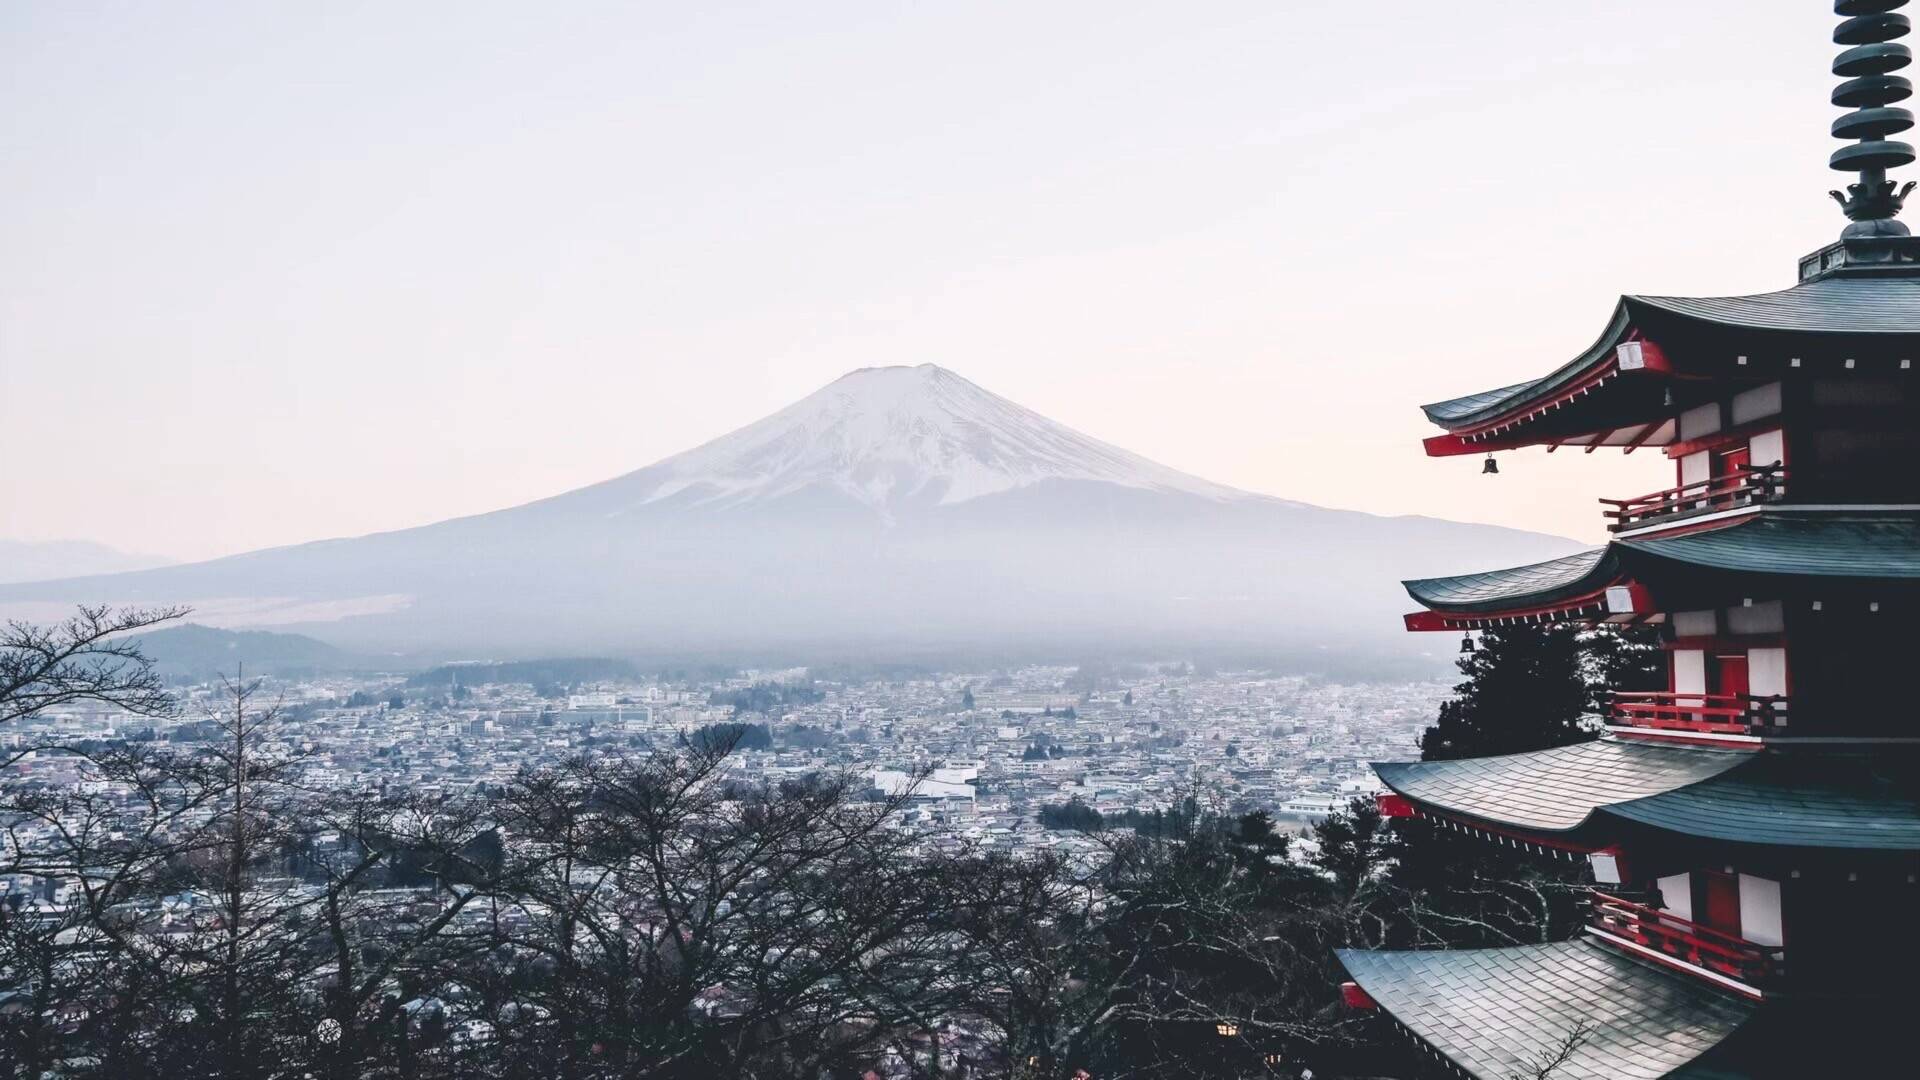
629, 364, 1254, 512
0, 362, 1582, 662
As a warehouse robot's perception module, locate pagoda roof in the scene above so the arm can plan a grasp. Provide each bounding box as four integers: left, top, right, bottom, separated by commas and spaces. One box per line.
1373, 740, 1746, 834
1419, 304, 1645, 442
1377, 743, 1920, 851
1419, 275, 1920, 453
1631, 274, 1920, 335
1606, 750, 1920, 850
1622, 511, 1920, 579
1336, 939, 1755, 1080
1423, 378, 1566, 426
1402, 511, 1920, 620
1404, 548, 1614, 614
1663, 997, 1914, 1078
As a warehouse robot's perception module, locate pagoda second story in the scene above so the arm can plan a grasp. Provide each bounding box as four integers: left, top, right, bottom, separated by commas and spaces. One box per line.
1336, 5, 1920, 1078
1400, 510, 1919, 746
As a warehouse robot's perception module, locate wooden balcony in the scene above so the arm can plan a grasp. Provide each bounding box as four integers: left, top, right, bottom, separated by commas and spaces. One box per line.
1589, 892, 1782, 994
1601, 465, 1787, 533
1607, 691, 1787, 738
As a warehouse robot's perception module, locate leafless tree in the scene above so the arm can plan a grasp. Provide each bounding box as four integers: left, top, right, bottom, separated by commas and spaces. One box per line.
453, 735, 960, 1080
301, 789, 501, 1079
0, 606, 183, 1073
0, 671, 310, 1077
0, 640, 1467, 1080
0, 659, 499, 1079
0, 738, 223, 1074
1310, 801, 1588, 955
935, 846, 1106, 1075
0, 605, 184, 725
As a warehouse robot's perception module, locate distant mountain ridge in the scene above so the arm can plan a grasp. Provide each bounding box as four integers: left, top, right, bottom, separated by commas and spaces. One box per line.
0, 366, 1582, 669
0, 539, 174, 584
406, 658, 638, 689
126, 624, 371, 679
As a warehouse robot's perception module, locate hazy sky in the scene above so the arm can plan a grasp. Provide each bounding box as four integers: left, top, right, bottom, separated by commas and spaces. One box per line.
1, 2, 1849, 561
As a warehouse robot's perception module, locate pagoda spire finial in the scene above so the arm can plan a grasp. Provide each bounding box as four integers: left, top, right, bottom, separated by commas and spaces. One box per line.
1829, 0, 1918, 238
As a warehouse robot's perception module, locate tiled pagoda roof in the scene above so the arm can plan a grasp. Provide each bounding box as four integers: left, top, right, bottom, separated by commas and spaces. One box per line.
1336, 939, 1755, 1080
1631, 275, 1920, 335
1376, 743, 1920, 851
1372, 741, 1746, 834
1606, 749, 1920, 850
1402, 511, 1920, 617
1623, 512, 1920, 579
1403, 548, 1614, 614
1421, 276, 1920, 433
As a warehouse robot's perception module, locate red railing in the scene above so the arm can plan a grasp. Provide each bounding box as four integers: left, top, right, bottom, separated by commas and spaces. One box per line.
1589, 892, 1782, 989
1601, 465, 1786, 533
1607, 691, 1787, 737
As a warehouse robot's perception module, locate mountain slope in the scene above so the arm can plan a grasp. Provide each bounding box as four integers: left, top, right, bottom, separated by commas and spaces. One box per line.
126, 624, 372, 680
0, 366, 1580, 668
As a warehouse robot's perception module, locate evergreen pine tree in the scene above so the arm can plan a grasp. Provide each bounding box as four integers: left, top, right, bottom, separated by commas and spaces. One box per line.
1419, 626, 1589, 761
1418, 623, 1666, 761
1581, 622, 1667, 709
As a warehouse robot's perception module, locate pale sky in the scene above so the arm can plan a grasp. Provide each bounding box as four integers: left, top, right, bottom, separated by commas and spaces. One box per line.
1, 2, 1846, 561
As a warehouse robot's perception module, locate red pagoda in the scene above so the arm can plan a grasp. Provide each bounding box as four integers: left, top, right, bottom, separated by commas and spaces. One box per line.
1335, 4, 1920, 1076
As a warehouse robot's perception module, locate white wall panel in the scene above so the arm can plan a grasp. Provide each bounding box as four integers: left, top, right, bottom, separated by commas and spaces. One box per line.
1673, 610, 1719, 638
1731, 382, 1783, 425
1749, 648, 1788, 697
1588, 852, 1622, 885
1659, 873, 1694, 922
1681, 451, 1711, 504
1727, 600, 1784, 636
1672, 650, 1707, 699
1739, 875, 1784, 947
1680, 403, 1723, 441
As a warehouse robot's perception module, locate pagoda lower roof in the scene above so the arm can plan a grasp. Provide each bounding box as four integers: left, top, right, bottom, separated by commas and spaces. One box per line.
1606, 749, 1920, 850
1623, 511, 1920, 579
1402, 511, 1920, 619
1404, 548, 1615, 614
1336, 938, 1755, 1080
1377, 742, 1920, 851
1663, 997, 1915, 1078
1373, 740, 1746, 834
1420, 275, 1920, 451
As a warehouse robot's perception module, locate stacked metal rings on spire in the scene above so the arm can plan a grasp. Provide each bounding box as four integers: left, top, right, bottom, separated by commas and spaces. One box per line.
1833, 0, 1916, 173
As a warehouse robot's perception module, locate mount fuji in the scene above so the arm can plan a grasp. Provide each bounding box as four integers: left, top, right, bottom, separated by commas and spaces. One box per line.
619, 364, 1249, 515
0, 366, 1579, 669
